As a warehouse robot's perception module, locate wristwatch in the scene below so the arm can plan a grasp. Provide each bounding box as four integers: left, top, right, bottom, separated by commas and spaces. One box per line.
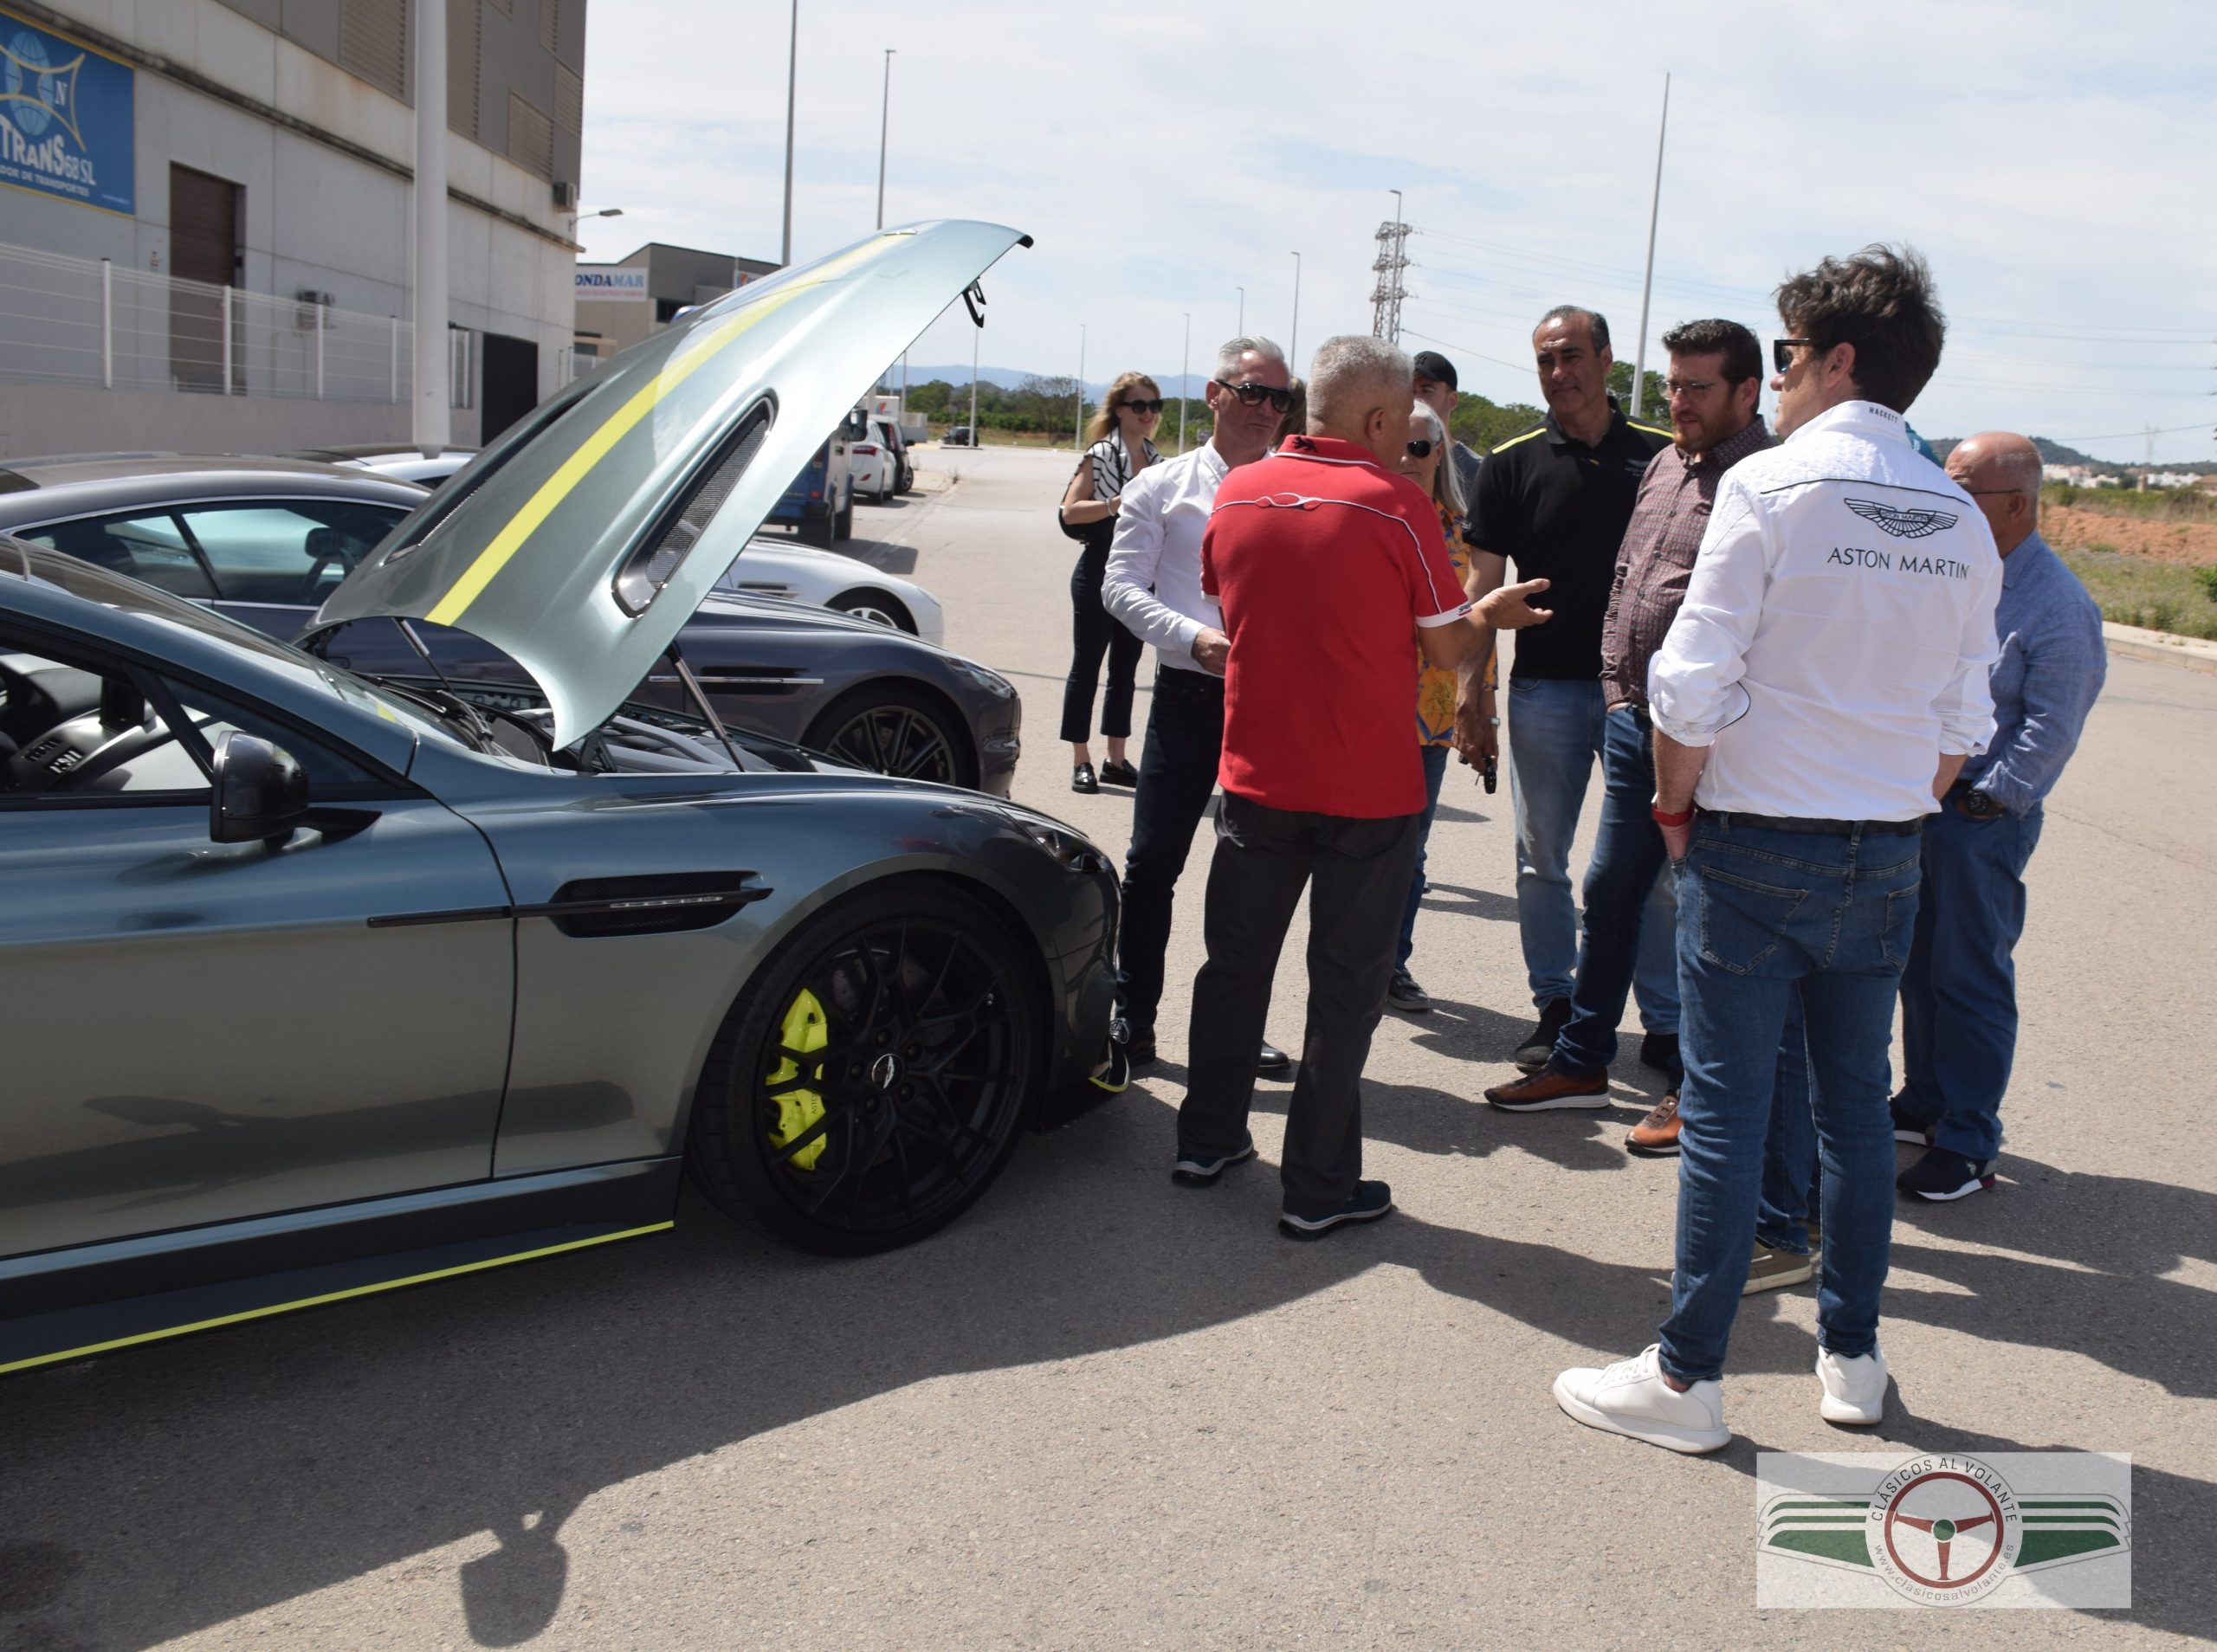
1960, 788, 2004, 821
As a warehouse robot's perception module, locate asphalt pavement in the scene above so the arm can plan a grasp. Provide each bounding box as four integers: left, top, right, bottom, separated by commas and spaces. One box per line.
3, 442, 2212, 1650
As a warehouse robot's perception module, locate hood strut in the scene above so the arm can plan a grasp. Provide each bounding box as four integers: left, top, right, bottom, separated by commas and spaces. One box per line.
665, 642, 747, 769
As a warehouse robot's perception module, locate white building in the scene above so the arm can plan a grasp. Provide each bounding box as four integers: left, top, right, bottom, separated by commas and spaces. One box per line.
0, 0, 589, 457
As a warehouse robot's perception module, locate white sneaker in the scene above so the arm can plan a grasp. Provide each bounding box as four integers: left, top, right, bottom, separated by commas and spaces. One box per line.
1553, 1344, 1729, 1455
1816, 1345, 1889, 1425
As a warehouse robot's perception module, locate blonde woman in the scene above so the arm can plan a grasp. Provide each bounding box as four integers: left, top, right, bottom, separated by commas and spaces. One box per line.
1387, 399, 1494, 1013
1057, 372, 1162, 791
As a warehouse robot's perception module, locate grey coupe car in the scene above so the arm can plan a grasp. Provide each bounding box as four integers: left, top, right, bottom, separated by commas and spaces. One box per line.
0, 456, 1019, 796
0, 221, 1117, 1380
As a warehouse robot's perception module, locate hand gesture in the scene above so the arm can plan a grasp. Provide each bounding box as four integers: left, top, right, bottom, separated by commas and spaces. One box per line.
1479, 577, 1553, 631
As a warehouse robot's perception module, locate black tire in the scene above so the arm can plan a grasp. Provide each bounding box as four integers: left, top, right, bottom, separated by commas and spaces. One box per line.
805, 504, 837, 548
835, 495, 855, 540
829, 590, 915, 634
895, 461, 914, 495
802, 681, 975, 788
687, 881, 1043, 1254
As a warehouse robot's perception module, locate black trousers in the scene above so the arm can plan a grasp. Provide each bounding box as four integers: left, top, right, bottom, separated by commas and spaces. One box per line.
1115, 666, 1225, 1034
1180, 794, 1423, 1218
1059, 547, 1144, 745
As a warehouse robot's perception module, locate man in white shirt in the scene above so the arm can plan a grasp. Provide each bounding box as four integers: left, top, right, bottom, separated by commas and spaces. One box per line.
1553, 246, 2000, 1455
1103, 337, 1295, 1071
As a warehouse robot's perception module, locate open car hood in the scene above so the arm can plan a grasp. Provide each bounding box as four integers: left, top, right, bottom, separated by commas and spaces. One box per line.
310, 221, 1028, 743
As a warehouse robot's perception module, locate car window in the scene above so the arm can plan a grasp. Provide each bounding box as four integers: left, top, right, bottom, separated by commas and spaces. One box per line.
18, 513, 216, 599
0, 629, 382, 803
177, 501, 406, 605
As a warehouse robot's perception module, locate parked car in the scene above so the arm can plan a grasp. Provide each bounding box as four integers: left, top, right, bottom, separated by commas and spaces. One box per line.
286, 442, 480, 487
0, 456, 1005, 791
943, 426, 975, 447
875, 412, 915, 495
764, 429, 854, 547
0, 218, 1108, 1381
849, 413, 894, 502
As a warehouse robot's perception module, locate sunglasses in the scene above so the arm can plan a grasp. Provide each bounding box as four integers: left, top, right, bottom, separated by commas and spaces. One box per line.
1406, 439, 1435, 459
1212, 378, 1296, 413
1118, 397, 1165, 416
1772, 338, 1814, 374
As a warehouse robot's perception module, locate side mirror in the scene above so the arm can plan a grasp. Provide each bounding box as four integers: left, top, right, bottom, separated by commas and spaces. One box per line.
210, 731, 309, 844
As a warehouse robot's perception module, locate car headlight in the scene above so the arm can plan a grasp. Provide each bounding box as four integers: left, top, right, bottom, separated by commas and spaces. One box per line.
997, 807, 1112, 875
948, 660, 1016, 700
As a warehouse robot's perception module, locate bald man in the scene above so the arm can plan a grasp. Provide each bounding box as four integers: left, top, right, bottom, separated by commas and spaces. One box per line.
1893, 432, 2105, 1201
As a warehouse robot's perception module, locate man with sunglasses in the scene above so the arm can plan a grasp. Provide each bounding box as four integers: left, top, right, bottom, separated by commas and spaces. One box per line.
1553, 246, 2000, 1455
1461, 307, 1677, 1077
1103, 339, 1299, 1075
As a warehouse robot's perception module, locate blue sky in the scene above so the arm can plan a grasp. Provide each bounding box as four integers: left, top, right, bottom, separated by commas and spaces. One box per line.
580, 0, 2217, 461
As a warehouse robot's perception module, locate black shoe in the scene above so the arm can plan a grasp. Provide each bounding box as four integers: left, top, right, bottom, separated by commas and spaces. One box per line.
1386, 969, 1433, 1015
1173, 1138, 1256, 1187
1639, 1030, 1679, 1076
1897, 1146, 1997, 1203
1110, 1016, 1155, 1068
1280, 1179, 1393, 1240
1514, 998, 1573, 1072
1099, 758, 1140, 788
1071, 763, 1099, 794
1257, 1039, 1292, 1075
1890, 1095, 1935, 1146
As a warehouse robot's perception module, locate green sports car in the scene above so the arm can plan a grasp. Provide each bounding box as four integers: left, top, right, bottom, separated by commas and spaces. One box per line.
0, 222, 1121, 1378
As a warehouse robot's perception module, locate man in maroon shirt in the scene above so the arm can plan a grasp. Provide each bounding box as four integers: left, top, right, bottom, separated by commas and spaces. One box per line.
1175, 335, 1554, 1238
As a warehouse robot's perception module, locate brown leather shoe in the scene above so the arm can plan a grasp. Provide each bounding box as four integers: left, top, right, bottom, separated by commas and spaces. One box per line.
1625, 1092, 1682, 1156
1484, 1065, 1609, 1112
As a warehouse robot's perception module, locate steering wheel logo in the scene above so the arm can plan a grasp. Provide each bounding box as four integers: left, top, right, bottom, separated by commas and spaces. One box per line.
1868, 1457, 2024, 1604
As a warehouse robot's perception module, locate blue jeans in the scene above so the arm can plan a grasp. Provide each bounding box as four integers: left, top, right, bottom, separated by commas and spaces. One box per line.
1657, 816, 1923, 1384
1756, 990, 1817, 1255
1506, 679, 1677, 1026
1394, 744, 1452, 971
1551, 703, 1682, 1071
1897, 797, 2043, 1162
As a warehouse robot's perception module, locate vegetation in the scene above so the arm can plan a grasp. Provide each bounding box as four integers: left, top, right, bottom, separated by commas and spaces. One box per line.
2059, 547, 2217, 641
907, 378, 1212, 445
2044, 481, 2217, 523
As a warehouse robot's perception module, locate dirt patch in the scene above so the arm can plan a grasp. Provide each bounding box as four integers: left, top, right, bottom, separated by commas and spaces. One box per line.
2041, 502, 2217, 565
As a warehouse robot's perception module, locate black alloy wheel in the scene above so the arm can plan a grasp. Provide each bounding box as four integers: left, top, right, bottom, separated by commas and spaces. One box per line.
688, 882, 1041, 1253
803, 683, 971, 788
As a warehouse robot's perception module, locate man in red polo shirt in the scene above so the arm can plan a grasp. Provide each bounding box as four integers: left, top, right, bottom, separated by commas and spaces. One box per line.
1176, 334, 1554, 1237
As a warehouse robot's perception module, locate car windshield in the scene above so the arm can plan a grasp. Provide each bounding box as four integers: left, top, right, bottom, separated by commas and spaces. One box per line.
6, 537, 471, 749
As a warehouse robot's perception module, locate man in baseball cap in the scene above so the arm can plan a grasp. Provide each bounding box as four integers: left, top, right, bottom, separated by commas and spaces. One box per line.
1411, 351, 1483, 524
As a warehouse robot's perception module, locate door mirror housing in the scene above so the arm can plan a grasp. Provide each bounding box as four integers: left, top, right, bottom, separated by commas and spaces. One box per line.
210, 731, 310, 844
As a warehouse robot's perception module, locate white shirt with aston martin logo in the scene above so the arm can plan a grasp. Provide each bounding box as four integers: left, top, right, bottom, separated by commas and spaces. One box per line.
1648, 399, 2001, 822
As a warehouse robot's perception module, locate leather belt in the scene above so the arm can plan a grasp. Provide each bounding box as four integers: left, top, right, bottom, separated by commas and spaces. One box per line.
1154, 665, 1225, 696
1703, 811, 1923, 837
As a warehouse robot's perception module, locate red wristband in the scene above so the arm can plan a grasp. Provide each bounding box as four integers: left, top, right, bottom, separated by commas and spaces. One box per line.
1651, 803, 1695, 828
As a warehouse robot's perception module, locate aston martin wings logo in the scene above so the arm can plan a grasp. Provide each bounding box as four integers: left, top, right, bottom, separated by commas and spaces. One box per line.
1845, 498, 1959, 540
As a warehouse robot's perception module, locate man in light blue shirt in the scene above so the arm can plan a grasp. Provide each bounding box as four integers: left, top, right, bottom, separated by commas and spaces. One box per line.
1894, 431, 2107, 1200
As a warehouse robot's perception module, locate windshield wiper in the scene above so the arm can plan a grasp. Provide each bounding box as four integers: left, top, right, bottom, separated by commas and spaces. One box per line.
367, 675, 498, 753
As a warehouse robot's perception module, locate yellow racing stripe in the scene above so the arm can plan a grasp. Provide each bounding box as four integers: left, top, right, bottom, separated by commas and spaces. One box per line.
0, 1220, 673, 1376
423, 235, 903, 627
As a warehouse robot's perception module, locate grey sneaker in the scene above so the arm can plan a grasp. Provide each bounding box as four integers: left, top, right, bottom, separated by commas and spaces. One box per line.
1172, 1138, 1256, 1188
1386, 968, 1432, 1014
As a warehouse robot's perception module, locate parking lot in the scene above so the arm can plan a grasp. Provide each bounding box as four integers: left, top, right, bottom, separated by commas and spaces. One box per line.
4, 442, 2214, 1650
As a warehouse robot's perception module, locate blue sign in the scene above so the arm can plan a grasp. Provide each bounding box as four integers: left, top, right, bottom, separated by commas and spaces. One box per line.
0, 10, 133, 216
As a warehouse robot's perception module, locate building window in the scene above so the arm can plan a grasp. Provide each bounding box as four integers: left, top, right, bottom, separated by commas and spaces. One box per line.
449, 0, 482, 140
507, 94, 554, 179
540, 0, 559, 53
554, 65, 583, 133
338, 0, 409, 100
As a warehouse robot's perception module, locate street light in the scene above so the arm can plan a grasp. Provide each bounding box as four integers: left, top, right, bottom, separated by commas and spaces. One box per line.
1178, 311, 1190, 455
875, 48, 895, 231
780, 0, 798, 266
565, 205, 623, 242
1289, 251, 1302, 371
1236, 285, 1244, 336
1075, 322, 1086, 451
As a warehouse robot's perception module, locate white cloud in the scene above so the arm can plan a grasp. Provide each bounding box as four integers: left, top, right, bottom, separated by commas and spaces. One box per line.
581, 0, 2217, 459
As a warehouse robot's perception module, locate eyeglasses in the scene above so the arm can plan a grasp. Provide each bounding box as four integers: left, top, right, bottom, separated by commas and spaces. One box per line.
1118, 397, 1165, 416
1405, 439, 1435, 459
1212, 378, 1296, 413
1963, 487, 2029, 499
1772, 338, 1814, 374
1662, 378, 1717, 398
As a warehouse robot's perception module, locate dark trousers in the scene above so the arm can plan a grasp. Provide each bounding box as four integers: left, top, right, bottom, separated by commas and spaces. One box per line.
1115, 666, 1225, 1034
1897, 795, 2042, 1161
1180, 795, 1423, 1218
1059, 548, 1143, 744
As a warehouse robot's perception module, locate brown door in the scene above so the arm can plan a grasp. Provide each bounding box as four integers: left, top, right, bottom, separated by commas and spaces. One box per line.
170, 164, 242, 392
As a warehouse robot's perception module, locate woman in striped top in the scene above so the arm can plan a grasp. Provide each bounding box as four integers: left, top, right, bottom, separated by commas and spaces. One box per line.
1057, 371, 1163, 792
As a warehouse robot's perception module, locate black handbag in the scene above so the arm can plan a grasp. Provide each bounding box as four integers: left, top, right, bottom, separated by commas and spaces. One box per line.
1057, 454, 1114, 550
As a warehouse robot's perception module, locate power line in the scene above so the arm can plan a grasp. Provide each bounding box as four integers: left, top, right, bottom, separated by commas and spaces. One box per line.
2050, 419, 2212, 443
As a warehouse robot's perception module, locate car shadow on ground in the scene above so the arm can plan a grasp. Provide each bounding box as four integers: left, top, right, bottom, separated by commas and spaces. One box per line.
1, 1106, 2209, 1648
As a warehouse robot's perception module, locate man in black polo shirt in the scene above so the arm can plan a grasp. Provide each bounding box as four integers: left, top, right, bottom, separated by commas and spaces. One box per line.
1459, 307, 1676, 1072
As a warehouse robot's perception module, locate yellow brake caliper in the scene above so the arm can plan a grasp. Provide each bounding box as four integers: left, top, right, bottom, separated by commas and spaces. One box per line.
767, 989, 830, 1171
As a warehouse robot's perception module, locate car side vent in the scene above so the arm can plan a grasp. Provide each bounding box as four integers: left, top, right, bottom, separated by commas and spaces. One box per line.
527, 871, 772, 939
616, 398, 776, 616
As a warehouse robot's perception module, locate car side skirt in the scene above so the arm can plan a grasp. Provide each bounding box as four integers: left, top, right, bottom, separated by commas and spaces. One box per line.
1, 1158, 680, 1378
